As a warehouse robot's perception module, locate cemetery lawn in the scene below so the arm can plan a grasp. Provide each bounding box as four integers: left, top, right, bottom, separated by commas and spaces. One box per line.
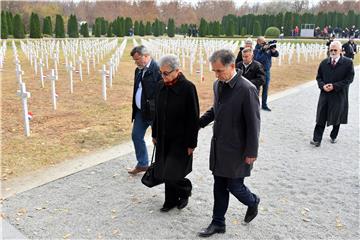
1, 38, 359, 180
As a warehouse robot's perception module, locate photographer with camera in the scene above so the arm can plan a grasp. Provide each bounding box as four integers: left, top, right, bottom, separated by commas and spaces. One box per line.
254, 36, 279, 111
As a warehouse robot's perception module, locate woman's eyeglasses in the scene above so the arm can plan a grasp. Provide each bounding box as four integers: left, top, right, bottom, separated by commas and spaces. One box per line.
159, 70, 174, 76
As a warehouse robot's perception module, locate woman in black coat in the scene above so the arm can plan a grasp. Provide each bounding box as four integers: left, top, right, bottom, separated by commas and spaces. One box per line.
152, 54, 200, 212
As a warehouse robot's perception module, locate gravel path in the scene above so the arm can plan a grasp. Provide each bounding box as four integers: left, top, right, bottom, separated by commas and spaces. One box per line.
2, 69, 359, 239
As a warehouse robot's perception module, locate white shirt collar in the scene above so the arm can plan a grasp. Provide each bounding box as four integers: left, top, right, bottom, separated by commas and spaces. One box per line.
332, 56, 340, 63
225, 71, 237, 83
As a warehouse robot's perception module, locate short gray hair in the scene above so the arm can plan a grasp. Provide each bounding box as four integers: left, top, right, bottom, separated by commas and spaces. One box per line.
330, 40, 342, 49
130, 45, 150, 57
244, 38, 253, 45
209, 49, 235, 66
158, 54, 180, 70
242, 47, 253, 55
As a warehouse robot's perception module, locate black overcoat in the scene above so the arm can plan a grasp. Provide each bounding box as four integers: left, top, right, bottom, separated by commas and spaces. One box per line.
236, 60, 265, 91
199, 72, 260, 178
152, 73, 199, 181
315, 57, 354, 126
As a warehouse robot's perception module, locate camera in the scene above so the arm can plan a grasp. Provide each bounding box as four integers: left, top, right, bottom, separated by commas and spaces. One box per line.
261, 40, 277, 51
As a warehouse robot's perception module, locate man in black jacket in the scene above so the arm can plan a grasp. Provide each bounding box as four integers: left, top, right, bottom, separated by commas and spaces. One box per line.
198, 49, 261, 237
236, 47, 265, 93
342, 37, 357, 59
128, 45, 162, 174
235, 38, 253, 65
310, 40, 354, 147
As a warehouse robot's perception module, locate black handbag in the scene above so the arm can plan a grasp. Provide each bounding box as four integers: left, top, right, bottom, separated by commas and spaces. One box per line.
141, 146, 163, 188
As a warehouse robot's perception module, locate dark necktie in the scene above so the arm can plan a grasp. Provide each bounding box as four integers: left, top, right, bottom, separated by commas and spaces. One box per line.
136, 69, 143, 89
331, 59, 336, 68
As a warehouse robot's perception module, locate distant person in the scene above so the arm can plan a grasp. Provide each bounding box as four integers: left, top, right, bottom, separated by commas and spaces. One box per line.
342, 37, 357, 59
128, 45, 162, 174
236, 47, 265, 93
254, 36, 279, 111
152, 55, 199, 212
310, 41, 354, 147
235, 38, 253, 65
198, 49, 260, 237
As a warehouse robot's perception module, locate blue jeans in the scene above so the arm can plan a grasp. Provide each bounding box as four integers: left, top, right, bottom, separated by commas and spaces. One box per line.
261, 69, 271, 108
212, 175, 257, 226
131, 110, 152, 167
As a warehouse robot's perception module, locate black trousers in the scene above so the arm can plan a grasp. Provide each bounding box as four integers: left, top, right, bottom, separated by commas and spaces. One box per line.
212, 175, 257, 226
313, 124, 340, 142
164, 178, 192, 207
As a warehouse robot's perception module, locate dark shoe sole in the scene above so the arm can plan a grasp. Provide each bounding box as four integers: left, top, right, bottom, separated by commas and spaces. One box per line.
310, 141, 321, 147
198, 229, 225, 238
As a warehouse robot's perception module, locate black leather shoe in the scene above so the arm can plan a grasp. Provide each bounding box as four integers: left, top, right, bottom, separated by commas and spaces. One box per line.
310, 140, 321, 147
330, 138, 337, 144
177, 198, 189, 209
198, 223, 225, 238
262, 106, 272, 111
244, 196, 260, 223
160, 204, 177, 212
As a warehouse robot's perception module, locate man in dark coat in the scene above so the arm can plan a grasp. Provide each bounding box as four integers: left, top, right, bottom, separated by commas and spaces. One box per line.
236, 47, 265, 92
310, 40, 354, 147
128, 45, 162, 174
235, 38, 253, 65
198, 49, 261, 237
342, 37, 357, 59
152, 54, 199, 212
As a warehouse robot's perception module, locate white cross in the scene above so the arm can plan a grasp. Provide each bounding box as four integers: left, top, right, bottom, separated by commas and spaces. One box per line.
16, 82, 31, 137
39, 59, 45, 88
108, 60, 114, 88
77, 56, 83, 81
66, 61, 75, 94
100, 64, 108, 101
48, 69, 58, 110
15, 64, 24, 85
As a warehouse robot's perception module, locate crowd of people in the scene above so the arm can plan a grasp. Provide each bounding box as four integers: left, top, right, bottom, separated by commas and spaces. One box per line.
125, 32, 355, 236
315, 25, 359, 39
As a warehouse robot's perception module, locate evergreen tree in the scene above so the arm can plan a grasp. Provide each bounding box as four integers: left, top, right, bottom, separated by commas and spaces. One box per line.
43, 16, 52, 35
55, 14, 65, 38
119, 17, 125, 37
167, 18, 175, 37
94, 18, 101, 37
253, 20, 262, 36
199, 18, 208, 37
226, 17, 235, 36
1, 11, 8, 39
125, 17, 133, 36
145, 21, 152, 35
80, 23, 89, 37
134, 21, 139, 35
152, 19, 160, 37
139, 21, 145, 36
13, 14, 25, 38
107, 23, 113, 37
6, 11, 13, 36
67, 14, 79, 38
30, 12, 42, 38
213, 21, 221, 36
283, 12, 293, 36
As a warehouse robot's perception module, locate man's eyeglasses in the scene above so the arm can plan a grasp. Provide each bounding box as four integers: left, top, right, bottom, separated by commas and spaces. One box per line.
329, 49, 338, 52
159, 70, 174, 76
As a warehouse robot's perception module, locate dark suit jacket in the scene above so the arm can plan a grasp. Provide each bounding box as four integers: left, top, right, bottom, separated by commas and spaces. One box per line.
236, 60, 265, 91
132, 59, 162, 121
316, 56, 354, 126
199, 72, 260, 178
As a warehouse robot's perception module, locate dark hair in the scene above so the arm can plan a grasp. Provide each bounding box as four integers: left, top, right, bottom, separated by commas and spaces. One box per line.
208, 49, 235, 66
130, 45, 150, 57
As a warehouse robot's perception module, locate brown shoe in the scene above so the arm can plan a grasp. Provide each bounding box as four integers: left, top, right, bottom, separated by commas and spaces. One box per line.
127, 166, 148, 175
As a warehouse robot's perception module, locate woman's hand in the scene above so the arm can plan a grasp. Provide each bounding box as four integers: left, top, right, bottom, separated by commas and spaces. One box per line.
187, 148, 194, 156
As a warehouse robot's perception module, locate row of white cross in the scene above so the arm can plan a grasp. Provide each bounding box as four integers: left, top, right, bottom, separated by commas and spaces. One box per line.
13, 38, 127, 137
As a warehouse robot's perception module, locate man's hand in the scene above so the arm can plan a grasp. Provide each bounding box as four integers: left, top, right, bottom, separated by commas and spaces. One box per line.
323, 84, 334, 92
245, 157, 257, 165
152, 138, 157, 145
187, 148, 194, 156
